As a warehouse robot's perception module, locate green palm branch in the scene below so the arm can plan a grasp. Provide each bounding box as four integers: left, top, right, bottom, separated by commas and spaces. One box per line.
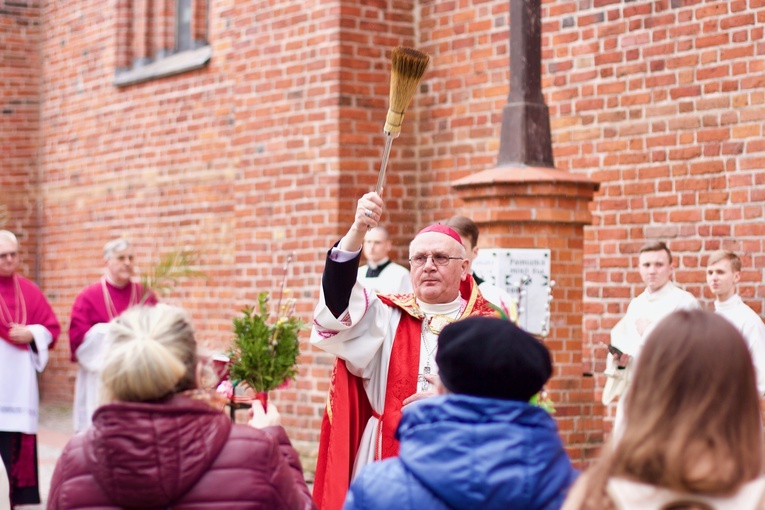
140, 249, 206, 304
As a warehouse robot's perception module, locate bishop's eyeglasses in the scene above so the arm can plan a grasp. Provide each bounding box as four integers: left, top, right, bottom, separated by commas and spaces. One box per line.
409, 253, 463, 267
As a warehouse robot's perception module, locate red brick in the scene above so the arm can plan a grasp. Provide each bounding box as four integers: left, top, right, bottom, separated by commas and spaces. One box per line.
7, 0, 765, 471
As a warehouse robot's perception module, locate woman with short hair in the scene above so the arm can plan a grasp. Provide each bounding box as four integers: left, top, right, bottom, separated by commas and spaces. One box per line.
48, 304, 315, 510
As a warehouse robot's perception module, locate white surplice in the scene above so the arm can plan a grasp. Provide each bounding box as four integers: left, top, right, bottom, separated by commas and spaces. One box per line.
610, 282, 700, 358
714, 294, 765, 395
607, 282, 700, 429
0, 325, 53, 434
73, 322, 111, 432
0, 457, 9, 510
312, 270, 461, 477
357, 259, 412, 295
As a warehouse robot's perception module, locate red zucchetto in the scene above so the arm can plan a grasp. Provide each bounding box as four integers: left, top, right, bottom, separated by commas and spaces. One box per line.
414, 224, 462, 245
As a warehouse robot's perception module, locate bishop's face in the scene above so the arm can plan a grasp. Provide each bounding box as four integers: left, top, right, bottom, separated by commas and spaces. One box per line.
106, 247, 135, 287
0, 239, 19, 278
409, 233, 469, 304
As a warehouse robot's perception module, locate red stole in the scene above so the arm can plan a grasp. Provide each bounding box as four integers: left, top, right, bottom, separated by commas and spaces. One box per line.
312, 276, 497, 510
312, 360, 373, 510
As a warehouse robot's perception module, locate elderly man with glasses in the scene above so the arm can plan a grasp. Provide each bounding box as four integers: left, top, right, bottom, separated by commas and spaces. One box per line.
0, 230, 60, 508
68, 238, 158, 432
311, 192, 499, 510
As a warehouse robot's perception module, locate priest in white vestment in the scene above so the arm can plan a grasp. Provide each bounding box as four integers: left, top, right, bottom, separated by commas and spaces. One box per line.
707, 249, 765, 394
605, 241, 700, 430
311, 192, 498, 510
356, 226, 412, 295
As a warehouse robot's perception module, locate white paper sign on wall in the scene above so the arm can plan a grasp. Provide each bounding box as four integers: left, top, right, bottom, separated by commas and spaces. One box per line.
472, 248, 552, 335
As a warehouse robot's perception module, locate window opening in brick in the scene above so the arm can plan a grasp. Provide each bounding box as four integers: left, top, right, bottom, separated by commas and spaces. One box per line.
115, 0, 211, 87
176, 0, 193, 53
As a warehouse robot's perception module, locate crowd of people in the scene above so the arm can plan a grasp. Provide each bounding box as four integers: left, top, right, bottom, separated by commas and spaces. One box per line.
1, 189, 765, 509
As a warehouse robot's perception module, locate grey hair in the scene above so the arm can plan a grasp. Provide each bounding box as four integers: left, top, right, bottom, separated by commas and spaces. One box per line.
0, 230, 19, 249
101, 304, 198, 402
103, 238, 131, 260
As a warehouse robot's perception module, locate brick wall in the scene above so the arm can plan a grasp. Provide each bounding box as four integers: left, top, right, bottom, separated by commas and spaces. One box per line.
0, 1, 42, 278
7, 0, 765, 473
539, 0, 765, 420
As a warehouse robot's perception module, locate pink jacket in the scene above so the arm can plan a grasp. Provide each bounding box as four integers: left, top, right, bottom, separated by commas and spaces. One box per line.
48, 395, 315, 510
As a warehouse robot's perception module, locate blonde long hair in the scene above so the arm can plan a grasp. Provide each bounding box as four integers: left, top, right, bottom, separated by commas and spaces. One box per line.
102, 304, 198, 402
579, 309, 763, 509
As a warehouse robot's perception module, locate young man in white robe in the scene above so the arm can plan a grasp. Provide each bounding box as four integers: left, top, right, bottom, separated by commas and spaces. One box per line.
706, 249, 765, 395
605, 241, 700, 429
310, 192, 498, 510
356, 226, 412, 295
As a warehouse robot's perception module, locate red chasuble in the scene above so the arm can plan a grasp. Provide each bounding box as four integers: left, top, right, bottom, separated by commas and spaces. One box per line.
69, 279, 156, 361
0, 274, 60, 349
312, 276, 497, 510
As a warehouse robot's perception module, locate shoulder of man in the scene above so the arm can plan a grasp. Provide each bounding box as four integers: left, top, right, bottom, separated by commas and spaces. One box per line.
74, 280, 103, 301
675, 285, 701, 307
14, 273, 41, 291
388, 261, 410, 273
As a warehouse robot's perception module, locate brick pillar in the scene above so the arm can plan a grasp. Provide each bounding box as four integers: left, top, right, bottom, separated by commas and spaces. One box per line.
452, 165, 602, 465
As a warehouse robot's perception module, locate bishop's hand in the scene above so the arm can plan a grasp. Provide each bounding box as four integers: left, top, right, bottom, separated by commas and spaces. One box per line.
339, 192, 384, 252
403, 374, 440, 406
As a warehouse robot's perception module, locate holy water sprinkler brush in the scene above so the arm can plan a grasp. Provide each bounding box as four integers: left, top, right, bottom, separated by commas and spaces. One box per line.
375, 46, 430, 195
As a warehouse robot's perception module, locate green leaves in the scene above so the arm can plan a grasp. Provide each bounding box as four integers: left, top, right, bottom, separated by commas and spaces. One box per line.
228, 292, 304, 393
529, 391, 555, 414
140, 249, 206, 303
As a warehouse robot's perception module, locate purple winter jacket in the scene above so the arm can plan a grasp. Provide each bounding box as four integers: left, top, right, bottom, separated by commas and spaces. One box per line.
47, 395, 315, 510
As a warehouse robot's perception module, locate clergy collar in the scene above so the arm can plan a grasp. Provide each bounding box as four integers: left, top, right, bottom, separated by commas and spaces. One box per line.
644, 281, 676, 301
715, 293, 743, 311
417, 295, 464, 315
366, 257, 390, 270
104, 274, 131, 289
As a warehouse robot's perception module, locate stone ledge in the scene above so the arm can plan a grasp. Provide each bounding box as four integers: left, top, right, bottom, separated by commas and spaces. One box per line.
114, 45, 212, 87
453, 165, 600, 189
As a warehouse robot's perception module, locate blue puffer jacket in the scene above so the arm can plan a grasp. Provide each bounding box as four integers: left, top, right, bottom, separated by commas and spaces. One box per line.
343, 394, 578, 510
